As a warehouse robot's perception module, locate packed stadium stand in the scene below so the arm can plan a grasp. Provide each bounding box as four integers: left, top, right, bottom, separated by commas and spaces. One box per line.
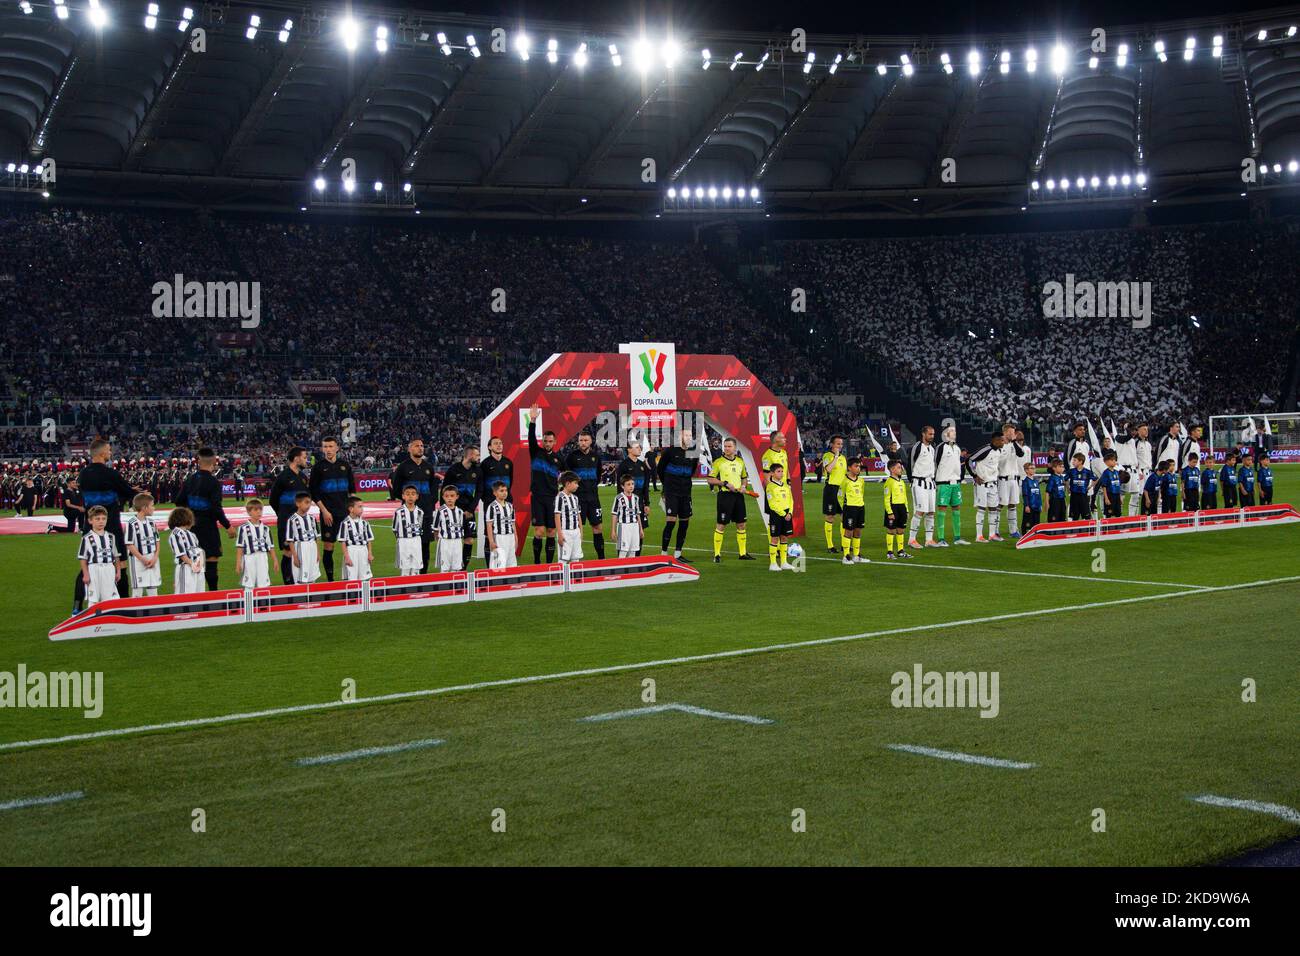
3, 4, 1300, 466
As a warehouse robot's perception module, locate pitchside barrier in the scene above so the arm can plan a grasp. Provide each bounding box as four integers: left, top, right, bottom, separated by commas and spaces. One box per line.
1016, 504, 1300, 548
48, 556, 699, 640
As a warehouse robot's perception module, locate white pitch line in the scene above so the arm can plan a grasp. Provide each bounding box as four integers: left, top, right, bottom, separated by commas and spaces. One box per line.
578, 703, 774, 725
1190, 794, 1300, 825
887, 743, 1035, 769
0, 790, 85, 811
2, 574, 1297, 753
678, 546, 1208, 590
295, 737, 445, 766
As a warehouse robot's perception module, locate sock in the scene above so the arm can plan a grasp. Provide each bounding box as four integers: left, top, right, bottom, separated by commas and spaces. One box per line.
925, 514, 935, 540
779, 544, 788, 565
851, 537, 861, 557
769, 542, 778, 564
952, 511, 962, 538
420, 538, 430, 574
463, 542, 473, 568
990, 511, 1001, 536
737, 529, 747, 555
839, 524, 849, 549
323, 550, 334, 581
204, 563, 219, 591
895, 533, 904, 552
824, 523, 834, 548
675, 520, 689, 555
909, 514, 920, 538
885, 532, 893, 553
545, 537, 556, 562
713, 529, 724, 557
975, 510, 985, 537
592, 532, 605, 560
116, 576, 129, 599
936, 510, 947, 540
662, 523, 674, 552
145, 587, 157, 597
533, 536, 543, 563
281, 555, 293, 584
72, 572, 85, 609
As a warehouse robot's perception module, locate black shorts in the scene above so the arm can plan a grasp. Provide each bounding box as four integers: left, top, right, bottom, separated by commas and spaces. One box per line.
769, 514, 793, 537
319, 502, 350, 542
822, 484, 842, 516
579, 496, 603, 526
194, 521, 223, 558
716, 491, 747, 525
1240, 492, 1255, 507
1222, 488, 1237, 508
1260, 488, 1273, 505
1202, 493, 1217, 510
842, 505, 865, 530
664, 492, 693, 519
530, 495, 556, 528
884, 504, 908, 529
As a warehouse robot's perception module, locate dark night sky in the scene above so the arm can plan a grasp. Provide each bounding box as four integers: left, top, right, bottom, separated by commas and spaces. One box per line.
388, 0, 1295, 35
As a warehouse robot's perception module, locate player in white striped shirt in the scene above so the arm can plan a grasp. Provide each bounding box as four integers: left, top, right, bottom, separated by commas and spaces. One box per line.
484, 481, 517, 569
124, 492, 162, 597
392, 484, 424, 576
338, 496, 375, 581
612, 475, 643, 557
284, 492, 321, 584
78, 505, 121, 607
167, 506, 206, 594
235, 499, 275, 588
433, 485, 466, 572
555, 471, 583, 563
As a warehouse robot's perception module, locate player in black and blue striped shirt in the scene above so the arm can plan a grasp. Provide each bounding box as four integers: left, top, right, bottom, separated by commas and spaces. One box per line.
1020, 463, 1042, 531
1180, 453, 1202, 511
1258, 454, 1273, 505
1201, 458, 1219, 509
1238, 454, 1256, 506
1220, 452, 1239, 508
1094, 450, 1124, 518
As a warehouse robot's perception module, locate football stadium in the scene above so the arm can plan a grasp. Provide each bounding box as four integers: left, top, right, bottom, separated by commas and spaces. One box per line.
1, 0, 1299, 911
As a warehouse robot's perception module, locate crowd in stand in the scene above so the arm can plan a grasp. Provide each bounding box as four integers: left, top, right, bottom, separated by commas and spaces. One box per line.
2, 207, 1296, 467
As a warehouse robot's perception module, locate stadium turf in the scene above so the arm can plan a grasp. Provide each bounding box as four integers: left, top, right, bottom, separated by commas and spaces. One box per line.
1, 475, 1297, 865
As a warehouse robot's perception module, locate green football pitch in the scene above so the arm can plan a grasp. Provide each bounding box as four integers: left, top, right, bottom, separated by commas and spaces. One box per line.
1, 474, 1297, 866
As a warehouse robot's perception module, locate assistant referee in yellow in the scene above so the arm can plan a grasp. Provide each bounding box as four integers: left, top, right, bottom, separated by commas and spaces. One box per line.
707, 437, 756, 562
821, 435, 848, 553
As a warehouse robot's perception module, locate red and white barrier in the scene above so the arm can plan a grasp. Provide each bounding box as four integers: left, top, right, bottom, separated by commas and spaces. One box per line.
47, 557, 698, 639
567, 556, 701, 592
1017, 504, 1300, 548
471, 564, 565, 601
368, 573, 471, 612
48, 590, 248, 641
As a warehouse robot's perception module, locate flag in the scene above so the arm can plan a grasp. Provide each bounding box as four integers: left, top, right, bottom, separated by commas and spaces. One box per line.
887, 424, 900, 448
1086, 418, 1101, 454
1099, 415, 1113, 444
696, 419, 714, 479
1263, 416, 1272, 436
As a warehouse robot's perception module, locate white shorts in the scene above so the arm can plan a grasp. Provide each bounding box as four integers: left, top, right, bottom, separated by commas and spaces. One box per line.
910, 479, 935, 512
293, 540, 320, 584
174, 550, 206, 594
616, 522, 642, 554
975, 481, 1000, 509
396, 537, 423, 574
490, 533, 517, 569
129, 553, 162, 589
85, 564, 118, 606
240, 551, 271, 589
436, 538, 463, 572
343, 543, 372, 581
999, 476, 1021, 506
1124, 469, 1147, 494
559, 534, 583, 562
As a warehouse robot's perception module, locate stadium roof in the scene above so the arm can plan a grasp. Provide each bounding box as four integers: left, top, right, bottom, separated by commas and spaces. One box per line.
4, 1, 1300, 219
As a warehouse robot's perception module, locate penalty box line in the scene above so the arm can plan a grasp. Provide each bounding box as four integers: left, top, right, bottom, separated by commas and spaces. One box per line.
1, 574, 1296, 754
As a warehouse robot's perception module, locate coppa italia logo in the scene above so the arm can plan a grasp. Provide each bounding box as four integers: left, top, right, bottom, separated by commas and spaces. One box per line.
758, 406, 778, 432
639, 349, 668, 393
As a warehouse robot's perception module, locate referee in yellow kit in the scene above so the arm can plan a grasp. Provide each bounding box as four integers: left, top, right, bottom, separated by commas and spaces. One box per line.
708, 438, 756, 562
821, 435, 848, 553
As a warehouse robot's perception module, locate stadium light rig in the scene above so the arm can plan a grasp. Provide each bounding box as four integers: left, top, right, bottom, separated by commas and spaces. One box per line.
468, 35, 480, 58
143, 3, 157, 29
573, 42, 587, 67
1117, 43, 1128, 67
87, 0, 107, 29
18, 0, 31, 13
246, 14, 259, 41
339, 17, 359, 51
548, 38, 558, 64
53, 0, 68, 20
376, 26, 388, 54
1030, 170, 1148, 203
663, 183, 763, 215
177, 6, 191, 31
279, 19, 292, 43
